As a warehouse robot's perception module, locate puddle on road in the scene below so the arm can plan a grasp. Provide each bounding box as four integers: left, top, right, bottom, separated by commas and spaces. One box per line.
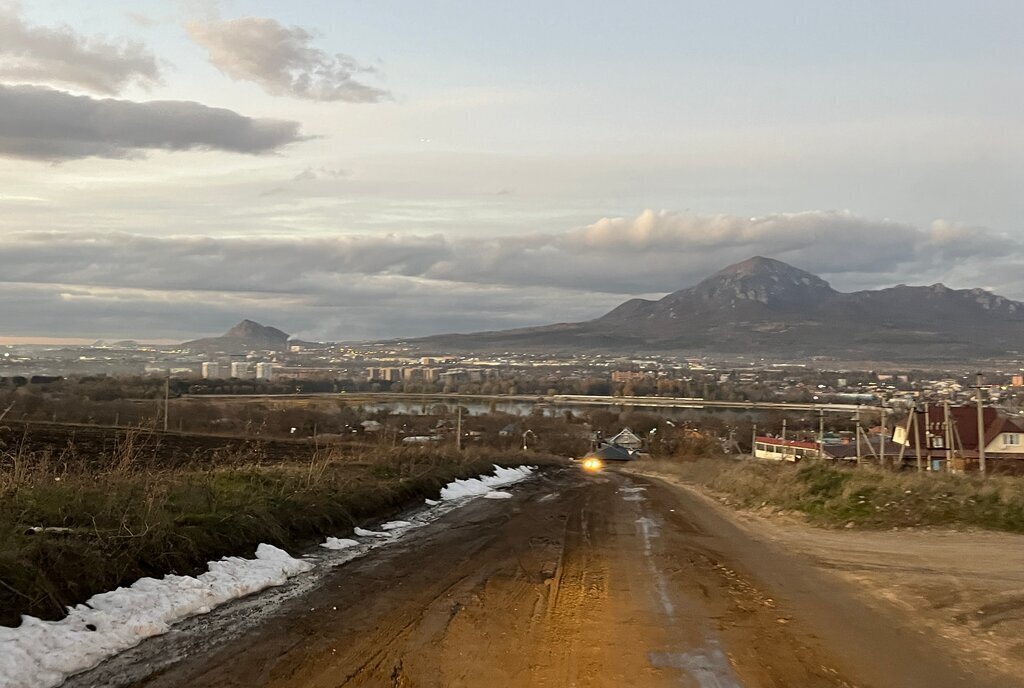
649, 643, 744, 688
620, 486, 648, 501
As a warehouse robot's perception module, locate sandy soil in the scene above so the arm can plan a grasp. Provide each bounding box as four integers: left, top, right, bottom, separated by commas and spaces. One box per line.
67, 466, 1019, 688
633, 465, 1024, 686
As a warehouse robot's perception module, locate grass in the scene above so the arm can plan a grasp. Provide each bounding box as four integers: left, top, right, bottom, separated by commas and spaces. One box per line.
644, 457, 1024, 533
0, 429, 560, 627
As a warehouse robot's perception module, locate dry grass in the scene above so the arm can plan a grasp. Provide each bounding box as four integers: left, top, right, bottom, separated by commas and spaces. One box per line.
0, 431, 559, 627
645, 457, 1024, 533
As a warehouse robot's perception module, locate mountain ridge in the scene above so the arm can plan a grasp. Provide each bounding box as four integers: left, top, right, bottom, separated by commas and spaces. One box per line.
399, 257, 1024, 361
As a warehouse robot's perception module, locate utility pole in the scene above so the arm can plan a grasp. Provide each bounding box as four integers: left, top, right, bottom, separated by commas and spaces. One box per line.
456, 406, 463, 451
781, 418, 787, 442
818, 409, 825, 460
879, 406, 887, 469
973, 372, 987, 476
923, 402, 931, 470
855, 406, 862, 465
913, 407, 924, 473
163, 375, 170, 432
751, 423, 757, 458
943, 400, 953, 472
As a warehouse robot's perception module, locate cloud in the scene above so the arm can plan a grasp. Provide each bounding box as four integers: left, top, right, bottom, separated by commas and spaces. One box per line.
186, 17, 390, 102
0, 212, 1019, 298
425, 210, 1024, 295
0, 277, 615, 342
126, 12, 158, 28
0, 210, 1020, 340
291, 166, 349, 182
0, 84, 306, 161
0, 4, 162, 94
0, 232, 453, 294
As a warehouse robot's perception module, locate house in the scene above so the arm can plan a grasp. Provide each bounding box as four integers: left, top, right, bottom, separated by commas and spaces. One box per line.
894, 406, 1024, 472
580, 426, 645, 462
606, 427, 644, 451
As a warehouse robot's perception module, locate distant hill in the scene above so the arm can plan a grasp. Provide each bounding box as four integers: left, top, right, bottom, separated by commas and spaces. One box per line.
181, 320, 290, 354
399, 256, 1024, 362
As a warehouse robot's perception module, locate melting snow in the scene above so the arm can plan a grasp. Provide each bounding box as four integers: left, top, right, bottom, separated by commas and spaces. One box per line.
320, 538, 359, 550
353, 527, 392, 538
0, 544, 311, 688
439, 465, 535, 501
0, 465, 538, 687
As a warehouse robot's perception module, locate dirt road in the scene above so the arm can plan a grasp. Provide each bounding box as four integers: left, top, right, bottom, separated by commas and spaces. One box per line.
72, 466, 1016, 688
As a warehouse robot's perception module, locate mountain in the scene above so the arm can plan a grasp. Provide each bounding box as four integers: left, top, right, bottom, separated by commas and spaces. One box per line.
181, 320, 290, 354
401, 257, 1024, 362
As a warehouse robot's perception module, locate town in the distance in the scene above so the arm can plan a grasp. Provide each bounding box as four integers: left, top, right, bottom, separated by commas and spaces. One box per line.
4, 256, 1023, 470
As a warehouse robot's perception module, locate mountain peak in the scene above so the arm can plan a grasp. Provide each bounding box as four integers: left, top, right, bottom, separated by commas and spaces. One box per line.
684, 256, 835, 308
181, 319, 290, 354
716, 255, 789, 276
224, 320, 289, 342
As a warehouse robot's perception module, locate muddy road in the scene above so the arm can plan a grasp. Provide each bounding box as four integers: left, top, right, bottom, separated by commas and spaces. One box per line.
73, 467, 1014, 688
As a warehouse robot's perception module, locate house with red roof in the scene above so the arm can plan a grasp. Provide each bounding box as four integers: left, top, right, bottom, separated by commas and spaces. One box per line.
894, 406, 1024, 472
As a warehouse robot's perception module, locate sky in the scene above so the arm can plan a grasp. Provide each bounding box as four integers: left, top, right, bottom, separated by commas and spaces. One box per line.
0, 0, 1022, 342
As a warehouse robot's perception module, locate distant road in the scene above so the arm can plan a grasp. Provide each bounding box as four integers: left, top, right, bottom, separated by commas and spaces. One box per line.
183, 390, 880, 416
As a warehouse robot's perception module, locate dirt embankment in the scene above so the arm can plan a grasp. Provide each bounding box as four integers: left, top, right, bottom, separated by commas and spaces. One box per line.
631, 460, 1024, 683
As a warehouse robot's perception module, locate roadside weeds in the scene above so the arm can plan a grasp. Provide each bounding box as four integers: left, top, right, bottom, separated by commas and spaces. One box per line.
637, 457, 1024, 533
0, 433, 561, 626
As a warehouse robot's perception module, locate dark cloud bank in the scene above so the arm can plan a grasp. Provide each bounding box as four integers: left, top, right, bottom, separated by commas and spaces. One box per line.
0, 84, 306, 160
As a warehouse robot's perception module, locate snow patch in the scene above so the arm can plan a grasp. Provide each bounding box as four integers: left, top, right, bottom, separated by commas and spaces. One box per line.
0, 544, 311, 688
320, 538, 359, 550
0, 464, 539, 688
353, 527, 392, 538
438, 465, 536, 501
